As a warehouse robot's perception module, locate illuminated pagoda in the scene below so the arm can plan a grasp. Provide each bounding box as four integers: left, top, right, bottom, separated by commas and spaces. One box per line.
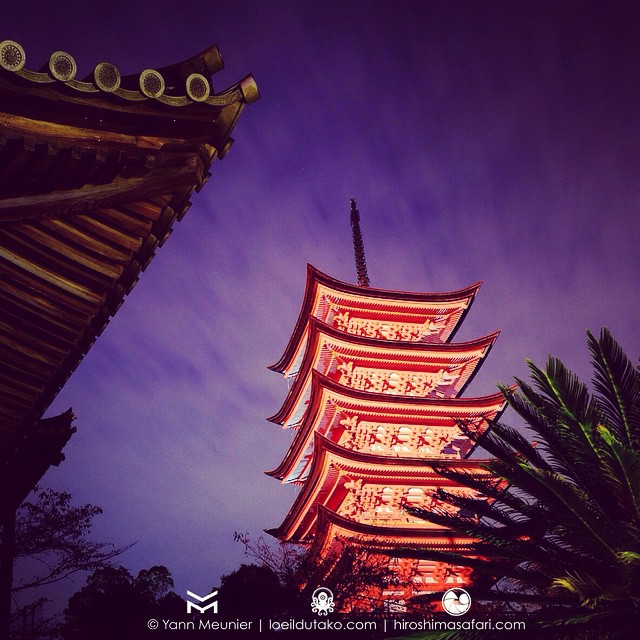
267, 200, 506, 606
0, 39, 257, 633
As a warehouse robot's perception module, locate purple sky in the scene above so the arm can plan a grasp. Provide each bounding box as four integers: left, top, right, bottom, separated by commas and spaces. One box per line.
6, 0, 640, 613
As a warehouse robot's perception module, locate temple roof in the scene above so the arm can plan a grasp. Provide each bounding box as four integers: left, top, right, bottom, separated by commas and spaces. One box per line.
0, 40, 257, 481
270, 264, 481, 374
0, 40, 258, 149
267, 371, 507, 483
269, 433, 492, 542
0, 408, 76, 514
269, 318, 499, 426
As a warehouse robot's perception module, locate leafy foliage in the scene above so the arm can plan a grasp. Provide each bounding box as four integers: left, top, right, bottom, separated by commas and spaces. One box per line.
405, 329, 640, 639
299, 544, 393, 614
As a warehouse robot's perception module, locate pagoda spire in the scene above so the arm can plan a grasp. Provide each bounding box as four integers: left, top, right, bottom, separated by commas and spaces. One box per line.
350, 199, 370, 288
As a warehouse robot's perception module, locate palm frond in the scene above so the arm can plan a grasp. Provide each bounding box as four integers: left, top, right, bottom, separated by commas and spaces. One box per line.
514, 465, 617, 559
505, 382, 597, 481
429, 464, 535, 515
588, 328, 640, 447
485, 418, 555, 472
528, 355, 600, 431
595, 424, 640, 528
429, 487, 536, 531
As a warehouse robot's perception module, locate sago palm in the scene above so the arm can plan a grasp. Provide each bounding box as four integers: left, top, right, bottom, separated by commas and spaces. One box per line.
402, 328, 640, 639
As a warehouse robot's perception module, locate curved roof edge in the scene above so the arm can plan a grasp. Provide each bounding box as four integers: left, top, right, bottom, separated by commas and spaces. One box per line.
309, 370, 508, 409
267, 319, 500, 425
311, 431, 492, 471
314, 505, 478, 547
305, 315, 500, 354
269, 264, 482, 373
309, 264, 483, 302
270, 432, 491, 540
0, 39, 259, 110
317, 505, 476, 547
266, 370, 508, 480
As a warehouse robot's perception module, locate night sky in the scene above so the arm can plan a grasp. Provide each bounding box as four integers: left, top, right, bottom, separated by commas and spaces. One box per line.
6, 0, 640, 614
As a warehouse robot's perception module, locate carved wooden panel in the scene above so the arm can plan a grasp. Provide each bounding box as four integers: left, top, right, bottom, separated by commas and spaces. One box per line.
337, 414, 477, 459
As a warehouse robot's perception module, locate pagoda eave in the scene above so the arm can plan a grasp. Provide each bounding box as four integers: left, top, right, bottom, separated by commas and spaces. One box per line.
308, 265, 483, 304
0, 39, 258, 469
269, 324, 500, 426
288, 315, 500, 374
266, 378, 506, 482
0, 42, 259, 162
311, 433, 492, 473
313, 505, 479, 552
272, 434, 492, 542
270, 264, 483, 373
267, 250, 504, 603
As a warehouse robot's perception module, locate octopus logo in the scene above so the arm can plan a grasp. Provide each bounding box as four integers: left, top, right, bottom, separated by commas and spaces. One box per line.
442, 588, 471, 616
311, 587, 335, 615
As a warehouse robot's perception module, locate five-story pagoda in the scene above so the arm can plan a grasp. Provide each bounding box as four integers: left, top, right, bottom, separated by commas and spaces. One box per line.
267, 201, 505, 607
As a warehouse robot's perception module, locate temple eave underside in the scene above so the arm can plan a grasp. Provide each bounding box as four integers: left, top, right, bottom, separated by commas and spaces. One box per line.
272, 435, 492, 543
0, 38, 257, 506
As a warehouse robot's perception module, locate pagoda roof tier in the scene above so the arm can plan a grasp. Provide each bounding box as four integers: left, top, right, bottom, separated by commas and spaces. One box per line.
0, 41, 257, 467
310, 505, 478, 555
267, 371, 508, 484
269, 319, 499, 427
271, 265, 481, 375
268, 434, 492, 542
307, 507, 482, 599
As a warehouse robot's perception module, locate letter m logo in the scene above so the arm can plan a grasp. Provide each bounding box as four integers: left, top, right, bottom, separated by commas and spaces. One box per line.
186, 590, 218, 614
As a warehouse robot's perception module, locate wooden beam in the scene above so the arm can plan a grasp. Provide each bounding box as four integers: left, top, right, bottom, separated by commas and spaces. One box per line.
0, 112, 144, 149
0, 156, 204, 224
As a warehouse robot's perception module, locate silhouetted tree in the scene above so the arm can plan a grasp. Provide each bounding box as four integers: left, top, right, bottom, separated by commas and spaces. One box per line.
10, 487, 131, 638
219, 563, 287, 619
13, 487, 130, 594
63, 565, 183, 639
297, 544, 392, 615
232, 532, 392, 616
233, 531, 303, 590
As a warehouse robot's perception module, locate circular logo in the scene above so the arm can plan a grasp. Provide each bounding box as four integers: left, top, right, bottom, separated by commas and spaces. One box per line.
311, 587, 335, 616
442, 588, 471, 616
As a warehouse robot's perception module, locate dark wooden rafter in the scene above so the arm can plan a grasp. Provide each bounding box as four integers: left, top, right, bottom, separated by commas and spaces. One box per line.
0, 149, 208, 224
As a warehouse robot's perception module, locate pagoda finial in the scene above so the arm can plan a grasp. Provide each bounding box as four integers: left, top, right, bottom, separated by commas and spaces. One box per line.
350, 198, 370, 288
